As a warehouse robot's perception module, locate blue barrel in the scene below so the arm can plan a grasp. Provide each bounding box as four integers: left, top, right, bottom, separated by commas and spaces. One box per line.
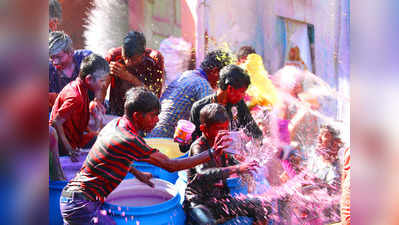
49, 180, 67, 225
101, 179, 186, 225
226, 177, 248, 196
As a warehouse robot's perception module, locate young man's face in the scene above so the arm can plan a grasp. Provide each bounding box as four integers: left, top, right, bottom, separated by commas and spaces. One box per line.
226, 85, 247, 105
207, 68, 220, 89
122, 49, 144, 68
136, 110, 159, 132
202, 121, 229, 144
50, 50, 73, 70
319, 129, 333, 147
89, 70, 110, 93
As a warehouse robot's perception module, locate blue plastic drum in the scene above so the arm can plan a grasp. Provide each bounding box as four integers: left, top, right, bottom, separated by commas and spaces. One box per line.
49, 180, 68, 225
101, 178, 186, 225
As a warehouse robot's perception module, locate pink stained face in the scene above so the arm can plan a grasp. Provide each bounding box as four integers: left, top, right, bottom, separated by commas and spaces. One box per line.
137, 110, 160, 132
50, 50, 72, 70
227, 86, 247, 105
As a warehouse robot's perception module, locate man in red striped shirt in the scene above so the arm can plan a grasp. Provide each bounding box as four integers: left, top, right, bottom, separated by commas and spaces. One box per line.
60, 87, 231, 225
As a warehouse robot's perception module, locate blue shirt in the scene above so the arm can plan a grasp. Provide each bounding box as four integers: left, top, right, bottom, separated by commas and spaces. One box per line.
147, 69, 213, 138
49, 49, 92, 93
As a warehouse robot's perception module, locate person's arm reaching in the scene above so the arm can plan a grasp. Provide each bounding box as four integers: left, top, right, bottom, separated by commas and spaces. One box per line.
51, 115, 78, 162
109, 61, 144, 87
129, 166, 154, 187
144, 131, 231, 172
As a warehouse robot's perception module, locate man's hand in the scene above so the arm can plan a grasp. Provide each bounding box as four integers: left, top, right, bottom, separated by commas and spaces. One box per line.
135, 171, 154, 188
68, 148, 80, 162
212, 130, 231, 156
235, 161, 259, 174
129, 166, 154, 188
109, 62, 129, 79
109, 62, 143, 86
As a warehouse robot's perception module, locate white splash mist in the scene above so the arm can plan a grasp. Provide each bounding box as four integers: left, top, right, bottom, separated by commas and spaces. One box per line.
83, 0, 129, 57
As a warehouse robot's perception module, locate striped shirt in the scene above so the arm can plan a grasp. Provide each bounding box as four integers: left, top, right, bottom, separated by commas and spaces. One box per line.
147, 69, 213, 138
65, 116, 158, 201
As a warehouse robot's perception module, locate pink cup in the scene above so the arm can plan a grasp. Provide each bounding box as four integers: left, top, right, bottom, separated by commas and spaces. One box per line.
173, 120, 195, 144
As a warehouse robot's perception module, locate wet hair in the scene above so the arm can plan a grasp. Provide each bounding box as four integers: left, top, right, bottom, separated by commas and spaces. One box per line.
124, 87, 160, 120
49, 31, 73, 56
78, 54, 110, 79
49, 0, 62, 20
200, 49, 232, 73
218, 64, 251, 90
320, 124, 340, 138
200, 103, 229, 126
237, 46, 256, 61
122, 31, 146, 58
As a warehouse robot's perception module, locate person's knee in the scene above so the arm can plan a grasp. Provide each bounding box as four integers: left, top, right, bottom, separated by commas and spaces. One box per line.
188, 205, 216, 225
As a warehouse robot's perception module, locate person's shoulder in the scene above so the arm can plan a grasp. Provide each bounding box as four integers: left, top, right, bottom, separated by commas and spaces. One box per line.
190, 137, 208, 154
145, 48, 163, 63
194, 94, 213, 107
60, 80, 84, 99
74, 49, 93, 57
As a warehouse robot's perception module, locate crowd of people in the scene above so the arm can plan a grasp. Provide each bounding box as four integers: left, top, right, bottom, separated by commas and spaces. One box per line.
49, 1, 349, 224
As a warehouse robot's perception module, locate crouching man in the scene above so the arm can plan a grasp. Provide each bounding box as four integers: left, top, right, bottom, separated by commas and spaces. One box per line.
60, 88, 231, 225
184, 103, 271, 225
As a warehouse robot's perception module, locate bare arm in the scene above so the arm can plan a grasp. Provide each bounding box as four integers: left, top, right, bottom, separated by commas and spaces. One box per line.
109, 62, 144, 86
144, 132, 231, 172
51, 115, 78, 161
129, 166, 154, 187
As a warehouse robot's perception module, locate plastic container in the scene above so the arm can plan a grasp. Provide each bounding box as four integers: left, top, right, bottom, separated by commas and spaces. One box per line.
224, 131, 243, 154
49, 180, 68, 225
59, 153, 87, 181
101, 178, 186, 225
173, 120, 195, 144
226, 177, 248, 196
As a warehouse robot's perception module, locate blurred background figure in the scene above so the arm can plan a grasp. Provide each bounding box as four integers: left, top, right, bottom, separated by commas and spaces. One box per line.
49, 0, 62, 32
236, 45, 256, 65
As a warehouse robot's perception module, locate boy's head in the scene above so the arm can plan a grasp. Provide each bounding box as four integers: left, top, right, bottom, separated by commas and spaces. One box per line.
200, 50, 232, 89
124, 87, 160, 132
218, 64, 251, 104
237, 46, 256, 64
122, 31, 146, 68
317, 125, 342, 161
79, 54, 110, 93
199, 103, 229, 143
49, 31, 73, 70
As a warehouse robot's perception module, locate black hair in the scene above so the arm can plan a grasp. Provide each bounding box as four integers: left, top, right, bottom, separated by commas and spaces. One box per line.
78, 54, 110, 79
200, 49, 232, 73
237, 46, 256, 61
218, 64, 251, 90
124, 87, 160, 120
200, 103, 229, 126
122, 31, 146, 58
49, 0, 62, 20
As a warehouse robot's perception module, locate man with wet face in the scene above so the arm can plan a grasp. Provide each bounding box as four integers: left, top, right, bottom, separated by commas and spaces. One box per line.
49, 31, 93, 109
50, 54, 110, 160
105, 31, 165, 116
